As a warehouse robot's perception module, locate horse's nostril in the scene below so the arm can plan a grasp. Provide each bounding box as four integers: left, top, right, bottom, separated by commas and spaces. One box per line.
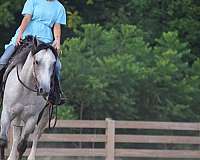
39, 88, 43, 93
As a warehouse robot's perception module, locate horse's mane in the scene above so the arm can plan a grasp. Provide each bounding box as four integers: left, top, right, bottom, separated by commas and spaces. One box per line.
32, 43, 58, 57
2, 36, 57, 87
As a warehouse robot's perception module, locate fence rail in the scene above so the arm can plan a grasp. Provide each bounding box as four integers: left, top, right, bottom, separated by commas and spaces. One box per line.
7, 119, 200, 159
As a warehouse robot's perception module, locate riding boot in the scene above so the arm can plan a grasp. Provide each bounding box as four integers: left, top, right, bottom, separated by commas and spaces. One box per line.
48, 76, 66, 105
57, 79, 66, 105
55, 76, 66, 105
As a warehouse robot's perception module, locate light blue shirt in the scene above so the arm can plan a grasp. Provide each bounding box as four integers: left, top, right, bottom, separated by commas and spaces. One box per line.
5, 0, 66, 49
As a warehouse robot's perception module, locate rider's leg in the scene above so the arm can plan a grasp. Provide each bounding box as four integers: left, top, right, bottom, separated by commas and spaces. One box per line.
55, 58, 61, 81
55, 58, 65, 105
0, 44, 15, 70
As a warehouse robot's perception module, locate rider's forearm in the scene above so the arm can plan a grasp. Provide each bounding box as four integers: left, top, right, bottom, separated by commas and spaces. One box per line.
53, 24, 61, 44
19, 15, 32, 34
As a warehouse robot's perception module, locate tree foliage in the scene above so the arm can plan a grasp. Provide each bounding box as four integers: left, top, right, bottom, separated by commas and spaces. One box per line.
61, 24, 200, 121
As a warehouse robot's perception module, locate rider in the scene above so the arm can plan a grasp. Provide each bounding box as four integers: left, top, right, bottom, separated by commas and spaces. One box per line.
0, 0, 66, 104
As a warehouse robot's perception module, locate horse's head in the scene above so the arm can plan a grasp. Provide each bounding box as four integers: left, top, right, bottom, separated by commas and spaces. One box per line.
32, 39, 57, 96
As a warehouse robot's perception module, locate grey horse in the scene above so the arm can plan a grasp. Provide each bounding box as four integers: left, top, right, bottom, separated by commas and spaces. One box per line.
0, 39, 57, 160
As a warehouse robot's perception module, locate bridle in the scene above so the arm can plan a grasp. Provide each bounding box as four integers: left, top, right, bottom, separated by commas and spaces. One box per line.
16, 55, 42, 95
16, 65, 38, 93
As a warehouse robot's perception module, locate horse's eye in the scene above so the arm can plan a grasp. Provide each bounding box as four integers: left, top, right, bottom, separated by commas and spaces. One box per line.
35, 60, 39, 65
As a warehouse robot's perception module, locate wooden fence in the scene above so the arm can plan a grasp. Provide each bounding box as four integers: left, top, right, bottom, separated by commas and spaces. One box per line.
7, 119, 200, 159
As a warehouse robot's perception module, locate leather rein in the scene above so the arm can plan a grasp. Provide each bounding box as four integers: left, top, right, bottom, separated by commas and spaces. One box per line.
16, 65, 38, 93
16, 56, 40, 95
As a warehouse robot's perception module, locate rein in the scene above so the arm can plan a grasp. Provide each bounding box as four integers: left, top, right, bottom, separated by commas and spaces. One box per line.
37, 102, 57, 128
16, 65, 38, 93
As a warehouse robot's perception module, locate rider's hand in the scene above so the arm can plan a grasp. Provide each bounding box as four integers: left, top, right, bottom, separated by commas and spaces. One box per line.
52, 40, 61, 55
16, 32, 23, 46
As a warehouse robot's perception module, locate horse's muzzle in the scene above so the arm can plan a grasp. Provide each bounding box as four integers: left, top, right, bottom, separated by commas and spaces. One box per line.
37, 87, 49, 97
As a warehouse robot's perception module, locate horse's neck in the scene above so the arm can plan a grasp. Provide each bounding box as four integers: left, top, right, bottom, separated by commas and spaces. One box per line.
19, 52, 34, 88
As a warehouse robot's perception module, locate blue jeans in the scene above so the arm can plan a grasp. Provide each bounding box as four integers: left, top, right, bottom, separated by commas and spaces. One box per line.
0, 44, 15, 65
0, 44, 61, 79
55, 58, 61, 80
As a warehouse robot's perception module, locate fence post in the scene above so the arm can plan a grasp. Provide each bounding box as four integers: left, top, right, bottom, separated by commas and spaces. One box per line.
105, 118, 115, 160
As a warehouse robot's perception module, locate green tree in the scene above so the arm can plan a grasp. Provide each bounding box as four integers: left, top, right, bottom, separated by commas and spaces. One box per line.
1, 0, 200, 59
61, 24, 200, 121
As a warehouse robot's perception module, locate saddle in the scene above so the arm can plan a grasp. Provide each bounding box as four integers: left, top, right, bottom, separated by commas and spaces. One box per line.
2, 36, 34, 85
0, 36, 62, 105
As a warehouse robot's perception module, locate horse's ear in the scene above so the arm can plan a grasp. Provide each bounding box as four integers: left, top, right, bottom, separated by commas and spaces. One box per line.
33, 36, 38, 47
32, 36, 38, 55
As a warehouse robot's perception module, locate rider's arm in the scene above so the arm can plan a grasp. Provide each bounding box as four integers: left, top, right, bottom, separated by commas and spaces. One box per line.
16, 15, 32, 45
53, 23, 61, 53
19, 15, 32, 34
